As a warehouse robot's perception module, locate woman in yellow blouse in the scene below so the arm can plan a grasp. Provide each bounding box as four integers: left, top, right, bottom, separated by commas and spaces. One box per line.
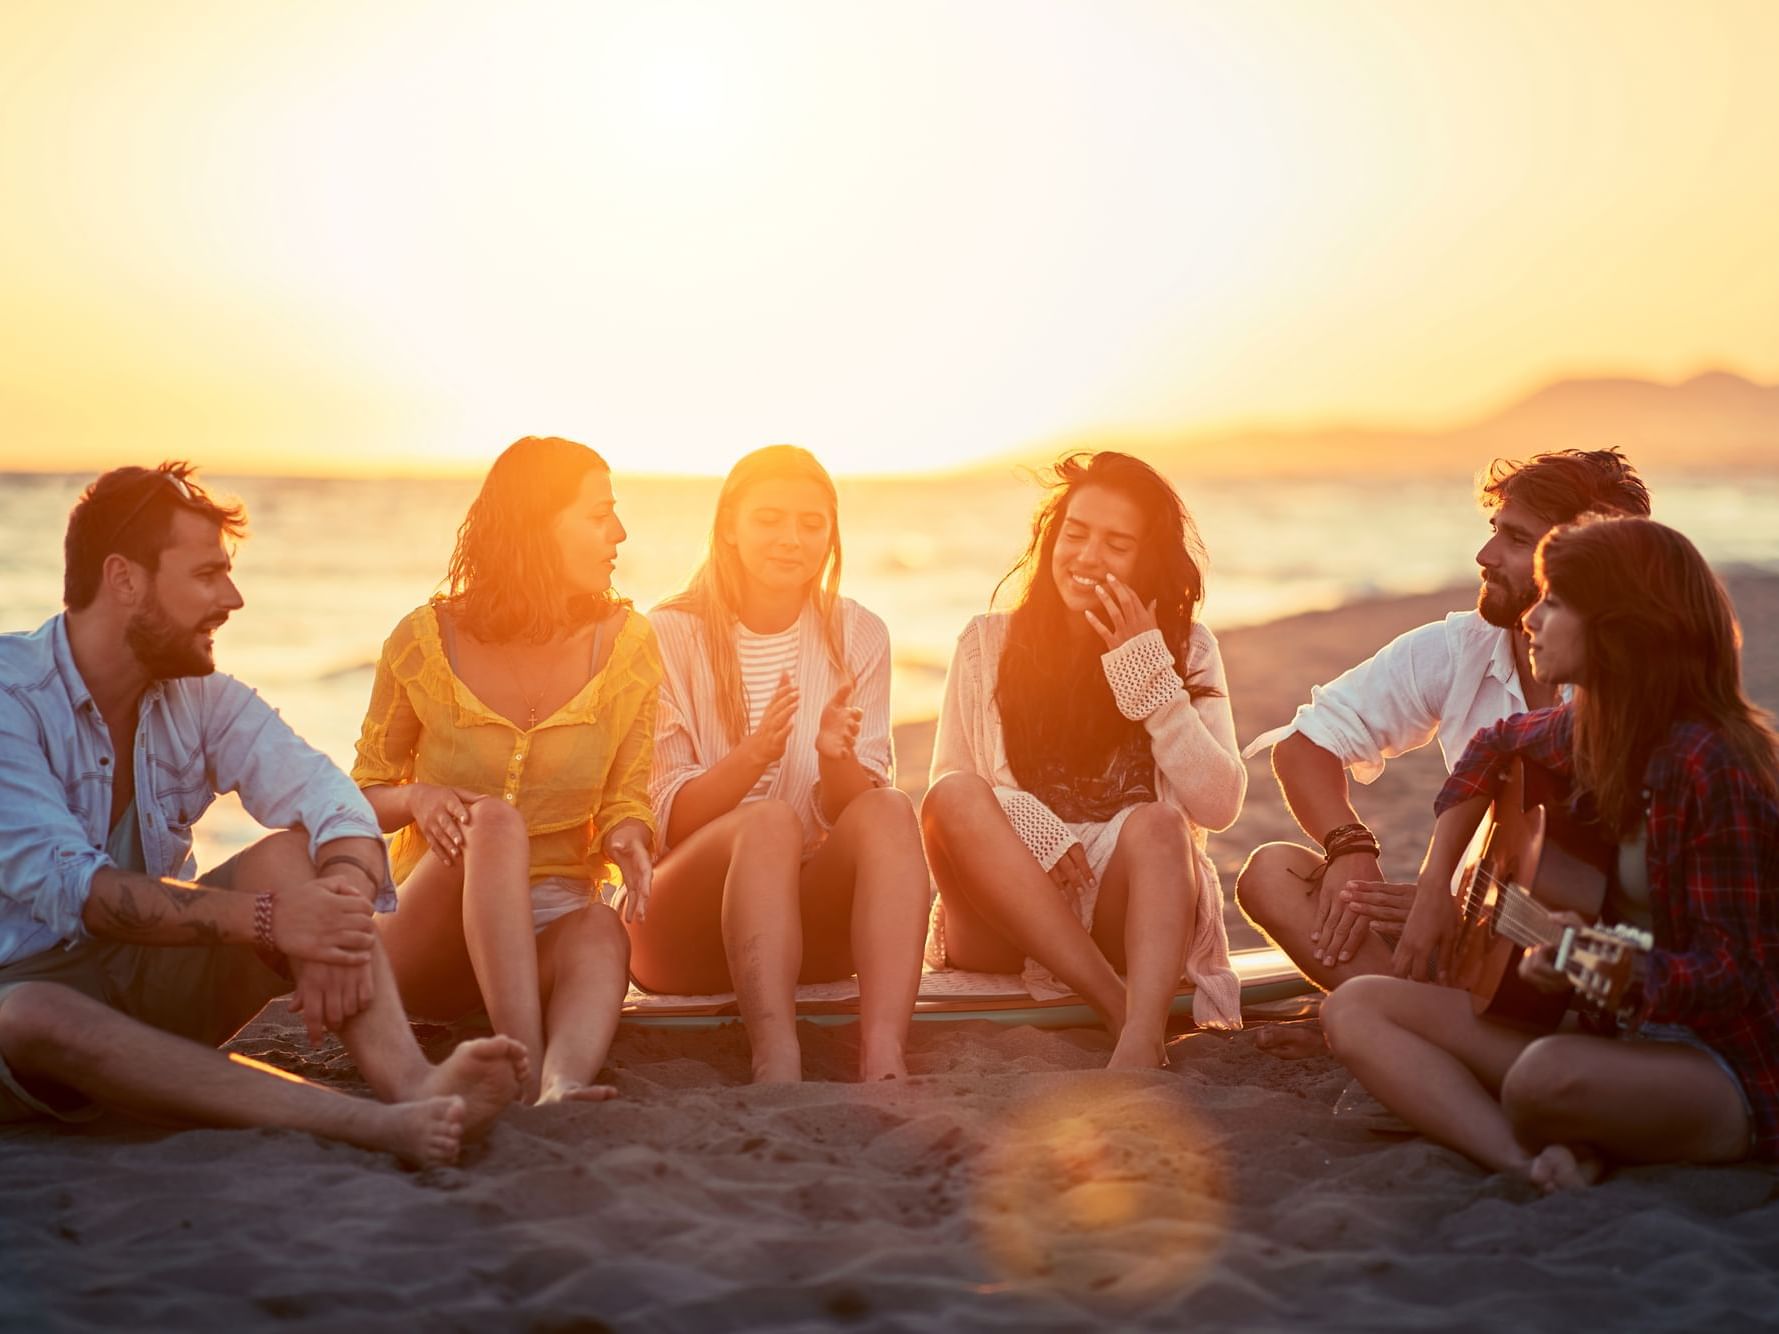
352, 437, 661, 1104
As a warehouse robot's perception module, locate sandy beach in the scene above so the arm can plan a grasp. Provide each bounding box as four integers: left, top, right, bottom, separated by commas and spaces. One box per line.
6, 575, 1779, 1332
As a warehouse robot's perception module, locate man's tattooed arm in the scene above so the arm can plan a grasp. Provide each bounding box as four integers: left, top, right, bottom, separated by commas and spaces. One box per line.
82, 870, 249, 947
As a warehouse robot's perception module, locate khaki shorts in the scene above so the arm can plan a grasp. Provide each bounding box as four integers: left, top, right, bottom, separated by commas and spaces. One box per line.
0, 856, 289, 1123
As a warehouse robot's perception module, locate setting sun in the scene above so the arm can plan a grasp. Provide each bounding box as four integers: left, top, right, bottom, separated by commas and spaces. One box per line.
3, 1, 1777, 478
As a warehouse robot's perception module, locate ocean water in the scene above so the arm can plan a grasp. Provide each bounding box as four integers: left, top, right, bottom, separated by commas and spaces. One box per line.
5, 466, 1777, 860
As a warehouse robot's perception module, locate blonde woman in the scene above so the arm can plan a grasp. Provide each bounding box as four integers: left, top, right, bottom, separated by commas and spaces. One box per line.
632, 445, 928, 1083
353, 437, 660, 1104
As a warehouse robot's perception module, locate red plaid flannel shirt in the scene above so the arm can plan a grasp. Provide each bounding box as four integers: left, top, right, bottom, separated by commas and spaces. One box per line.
1438, 705, 1779, 1159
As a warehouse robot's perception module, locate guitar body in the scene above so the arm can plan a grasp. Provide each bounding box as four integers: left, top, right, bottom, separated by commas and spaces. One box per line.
1449, 760, 1610, 1030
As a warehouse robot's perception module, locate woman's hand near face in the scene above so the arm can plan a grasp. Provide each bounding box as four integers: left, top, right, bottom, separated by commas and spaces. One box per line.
741, 673, 799, 770
814, 681, 863, 761
1085, 573, 1160, 651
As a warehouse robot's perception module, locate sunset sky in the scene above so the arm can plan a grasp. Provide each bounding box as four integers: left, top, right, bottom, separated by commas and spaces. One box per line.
3, 1, 1776, 477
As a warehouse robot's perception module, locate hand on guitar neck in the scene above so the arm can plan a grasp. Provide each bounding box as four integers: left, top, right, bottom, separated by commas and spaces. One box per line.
1519, 909, 1652, 1014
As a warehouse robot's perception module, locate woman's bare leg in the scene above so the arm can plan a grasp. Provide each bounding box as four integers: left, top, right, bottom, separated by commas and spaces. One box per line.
920, 772, 1126, 1032
1322, 976, 1537, 1176
1502, 1034, 1751, 1187
1089, 803, 1196, 1070
455, 797, 545, 1101
627, 801, 806, 1083
534, 903, 631, 1104
373, 798, 543, 1101
798, 787, 929, 1081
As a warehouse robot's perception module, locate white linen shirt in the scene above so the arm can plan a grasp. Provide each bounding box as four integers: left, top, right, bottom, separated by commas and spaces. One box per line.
0, 614, 393, 968
1242, 609, 1528, 781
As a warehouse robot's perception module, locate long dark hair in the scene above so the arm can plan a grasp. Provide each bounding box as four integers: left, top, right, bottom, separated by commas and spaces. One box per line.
995, 451, 1216, 791
439, 436, 626, 644
1538, 515, 1779, 833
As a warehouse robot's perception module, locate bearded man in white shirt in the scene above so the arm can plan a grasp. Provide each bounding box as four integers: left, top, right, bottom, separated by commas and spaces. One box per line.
1235, 449, 1650, 990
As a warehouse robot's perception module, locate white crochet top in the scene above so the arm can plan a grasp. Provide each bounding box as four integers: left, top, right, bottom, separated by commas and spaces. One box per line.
928, 613, 1248, 1029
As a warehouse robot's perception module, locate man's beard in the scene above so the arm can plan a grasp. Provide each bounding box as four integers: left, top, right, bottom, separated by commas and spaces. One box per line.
126, 590, 216, 680
1476, 573, 1534, 629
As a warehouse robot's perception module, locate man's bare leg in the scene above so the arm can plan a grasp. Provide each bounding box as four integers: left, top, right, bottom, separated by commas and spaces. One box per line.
1236, 843, 1396, 990
0, 982, 466, 1166
223, 831, 527, 1136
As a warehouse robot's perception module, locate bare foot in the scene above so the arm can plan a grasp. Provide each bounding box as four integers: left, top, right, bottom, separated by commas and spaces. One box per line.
860, 1055, 908, 1082
419, 1036, 526, 1138
1529, 1143, 1605, 1194
860, 1035, 908, 1082
370, 1095, 466, 1168
750, 1051, 803, 1084
536, 1078, 619, 1105
1255, 1023, 1325, 1060
1106, 1033, 1168, 1071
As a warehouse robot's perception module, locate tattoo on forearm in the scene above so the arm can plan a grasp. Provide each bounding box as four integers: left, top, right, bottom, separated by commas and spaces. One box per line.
93, 875, 229, 946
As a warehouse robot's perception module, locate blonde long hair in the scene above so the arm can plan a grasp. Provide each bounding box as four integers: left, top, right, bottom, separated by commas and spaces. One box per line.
659, 445, 848, 743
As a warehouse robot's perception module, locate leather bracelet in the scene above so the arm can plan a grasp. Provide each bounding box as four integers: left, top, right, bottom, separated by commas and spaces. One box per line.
1290, 824, 1382, 888
254, 892, 276, 952
1319, 822, 1380, 855
317, 853, 383, 891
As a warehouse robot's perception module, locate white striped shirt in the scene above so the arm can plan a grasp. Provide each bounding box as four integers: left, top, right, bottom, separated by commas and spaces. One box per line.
736, 622, 801, 797
648, 597, 894, 856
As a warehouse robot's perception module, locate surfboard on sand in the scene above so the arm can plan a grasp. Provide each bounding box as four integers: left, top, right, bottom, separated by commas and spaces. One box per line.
619, 946, 1315, 1030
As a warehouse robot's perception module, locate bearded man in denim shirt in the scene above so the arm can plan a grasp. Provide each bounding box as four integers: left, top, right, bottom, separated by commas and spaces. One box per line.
0, 463, 527, 1165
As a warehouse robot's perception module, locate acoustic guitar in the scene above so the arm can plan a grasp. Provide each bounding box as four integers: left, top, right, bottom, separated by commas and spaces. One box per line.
1448, 758, 1652, 1029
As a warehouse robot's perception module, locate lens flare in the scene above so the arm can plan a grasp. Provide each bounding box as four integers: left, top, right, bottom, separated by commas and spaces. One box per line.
970, 1079, 1228, 1307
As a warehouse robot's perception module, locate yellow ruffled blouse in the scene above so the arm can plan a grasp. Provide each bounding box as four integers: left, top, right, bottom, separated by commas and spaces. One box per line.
351, 604, 662, 887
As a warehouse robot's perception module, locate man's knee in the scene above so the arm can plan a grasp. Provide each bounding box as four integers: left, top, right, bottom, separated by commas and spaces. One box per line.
1234, 842, 1317, 923
0, 982, 100, 1061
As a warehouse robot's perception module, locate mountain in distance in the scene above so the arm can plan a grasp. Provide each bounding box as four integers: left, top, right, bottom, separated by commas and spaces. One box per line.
994, 370, 1779, 478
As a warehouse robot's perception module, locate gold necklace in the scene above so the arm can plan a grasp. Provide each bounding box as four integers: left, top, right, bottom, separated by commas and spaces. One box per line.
508, 617, 608, 730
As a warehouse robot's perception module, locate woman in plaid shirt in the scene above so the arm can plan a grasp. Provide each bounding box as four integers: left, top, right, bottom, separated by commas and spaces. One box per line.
1323, 516, 1779, 1191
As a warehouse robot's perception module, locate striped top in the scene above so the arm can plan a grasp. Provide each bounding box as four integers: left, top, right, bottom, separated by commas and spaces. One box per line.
648, 597, 894, 857
737, 623, 801, 798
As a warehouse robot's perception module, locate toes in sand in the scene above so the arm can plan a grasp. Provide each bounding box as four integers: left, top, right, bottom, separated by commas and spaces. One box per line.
1529, 1143, 1605, 1194
536, 1080, 620, 1106
381, 1095, 466, 1169
421, 1037, 526, 1138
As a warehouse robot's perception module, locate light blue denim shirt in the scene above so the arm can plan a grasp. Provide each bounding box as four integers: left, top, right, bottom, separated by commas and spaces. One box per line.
0, 614, 395, 967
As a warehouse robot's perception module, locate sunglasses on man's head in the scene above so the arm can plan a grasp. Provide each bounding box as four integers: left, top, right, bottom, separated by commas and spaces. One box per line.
110, 468, 197, 548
